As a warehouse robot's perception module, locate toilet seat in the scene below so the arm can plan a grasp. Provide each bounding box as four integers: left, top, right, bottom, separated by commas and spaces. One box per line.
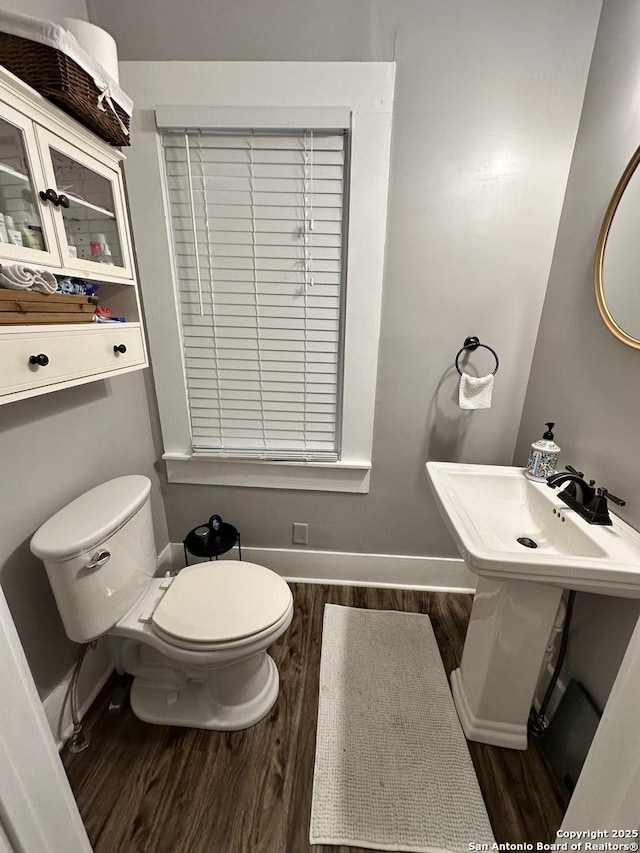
151, 561, 292, 650
151, 604, 293, 652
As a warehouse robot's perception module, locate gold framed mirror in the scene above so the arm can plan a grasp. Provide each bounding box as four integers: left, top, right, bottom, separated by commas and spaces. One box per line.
595, 143, 640, 349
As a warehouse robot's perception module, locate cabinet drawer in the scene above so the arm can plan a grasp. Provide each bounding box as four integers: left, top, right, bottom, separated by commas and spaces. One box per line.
0, 324, 146, 398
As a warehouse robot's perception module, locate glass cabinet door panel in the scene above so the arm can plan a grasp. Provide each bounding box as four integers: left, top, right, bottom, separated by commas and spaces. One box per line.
0, 116, 48, 253
49, 148, 125, 269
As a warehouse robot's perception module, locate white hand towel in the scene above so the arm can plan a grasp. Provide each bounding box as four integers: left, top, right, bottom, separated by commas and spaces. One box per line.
0, 264, 36, 290
0, 265, 57, 294
459, 372, 494, 409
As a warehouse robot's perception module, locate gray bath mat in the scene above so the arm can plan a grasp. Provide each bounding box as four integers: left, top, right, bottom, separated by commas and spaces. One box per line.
310, 604, 495, 852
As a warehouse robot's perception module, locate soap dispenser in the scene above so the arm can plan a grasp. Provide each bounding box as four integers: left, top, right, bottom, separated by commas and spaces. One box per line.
525, 422, 560, 481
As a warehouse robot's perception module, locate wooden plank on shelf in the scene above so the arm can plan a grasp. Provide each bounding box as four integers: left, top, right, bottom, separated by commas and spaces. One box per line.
0, 313, 94, 324
0, 288, 98, 305
0, 299, 95, 314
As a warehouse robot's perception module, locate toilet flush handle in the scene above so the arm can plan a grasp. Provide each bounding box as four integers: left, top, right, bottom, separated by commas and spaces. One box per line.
85, 550, 111, 570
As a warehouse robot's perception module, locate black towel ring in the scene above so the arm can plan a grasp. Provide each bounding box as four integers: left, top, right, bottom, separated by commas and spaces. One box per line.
455, 336, 500, 376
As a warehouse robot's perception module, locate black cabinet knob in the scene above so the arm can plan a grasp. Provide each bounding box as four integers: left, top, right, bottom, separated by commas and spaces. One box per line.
29, 353, 49, 366
113, 344, 127, 354
58, 194, 70, 209
39, 188, 59, 205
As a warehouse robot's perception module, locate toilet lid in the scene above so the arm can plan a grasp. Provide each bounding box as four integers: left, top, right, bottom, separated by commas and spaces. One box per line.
152, 561, 292, 645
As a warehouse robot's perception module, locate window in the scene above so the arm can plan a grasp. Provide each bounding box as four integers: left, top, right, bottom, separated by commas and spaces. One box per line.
122, 62, 395, 492
162, 127, 348, 461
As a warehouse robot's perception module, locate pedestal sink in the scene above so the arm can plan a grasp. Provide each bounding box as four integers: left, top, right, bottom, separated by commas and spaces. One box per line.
426, 462, 640, 750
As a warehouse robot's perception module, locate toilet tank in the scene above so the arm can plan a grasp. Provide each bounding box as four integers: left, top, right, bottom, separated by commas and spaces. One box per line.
30, 476, 156, 643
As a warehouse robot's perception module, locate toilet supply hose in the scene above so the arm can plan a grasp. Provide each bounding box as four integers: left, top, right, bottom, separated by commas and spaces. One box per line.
66, 642, 93, 754
529, 590, 577, 738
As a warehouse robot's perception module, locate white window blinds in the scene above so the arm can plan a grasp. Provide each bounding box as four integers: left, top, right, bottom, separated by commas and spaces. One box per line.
162, 128, 347, 460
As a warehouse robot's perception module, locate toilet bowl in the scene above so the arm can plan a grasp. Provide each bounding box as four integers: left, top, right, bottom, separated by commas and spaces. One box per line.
30, 475, 293, 731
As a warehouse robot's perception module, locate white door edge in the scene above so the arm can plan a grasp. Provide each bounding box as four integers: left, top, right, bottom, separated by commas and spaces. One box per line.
0, 587, 91, 853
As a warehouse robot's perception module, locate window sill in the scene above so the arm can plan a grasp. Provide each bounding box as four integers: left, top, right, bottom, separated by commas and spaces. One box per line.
163, 453, 371, 493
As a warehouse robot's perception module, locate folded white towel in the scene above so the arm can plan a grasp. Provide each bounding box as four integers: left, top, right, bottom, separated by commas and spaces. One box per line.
459, 372, 494, 409
0, 265, 57, 294
0, 265, 34, 290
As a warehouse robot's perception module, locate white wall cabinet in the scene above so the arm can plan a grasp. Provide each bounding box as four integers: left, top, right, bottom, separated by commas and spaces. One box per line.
0, 65, 147, 405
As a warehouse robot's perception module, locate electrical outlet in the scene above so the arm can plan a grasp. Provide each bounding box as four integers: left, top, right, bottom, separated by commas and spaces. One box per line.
292, 522, 309, 545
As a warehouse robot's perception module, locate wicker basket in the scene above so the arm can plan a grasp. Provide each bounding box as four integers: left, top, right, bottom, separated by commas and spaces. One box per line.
0, 32, 130, 146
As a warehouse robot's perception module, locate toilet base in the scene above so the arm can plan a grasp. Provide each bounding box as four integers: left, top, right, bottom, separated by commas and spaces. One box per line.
129, 651, 280, 730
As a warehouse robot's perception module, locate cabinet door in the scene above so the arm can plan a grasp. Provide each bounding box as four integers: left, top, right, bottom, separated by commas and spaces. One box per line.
0, 102, 61, 267
36, 128, 134, 280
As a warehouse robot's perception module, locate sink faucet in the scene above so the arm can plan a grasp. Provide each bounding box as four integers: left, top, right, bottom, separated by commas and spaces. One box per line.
546, 468, 595, 504
547, 465, 625, 525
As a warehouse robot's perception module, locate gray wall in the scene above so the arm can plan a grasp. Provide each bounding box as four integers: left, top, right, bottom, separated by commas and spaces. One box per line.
0, 374, 168, 700
515, 0, 640, 712
93, 0, 600, 557
7, 0, 87, 21
0, 0, 169, 700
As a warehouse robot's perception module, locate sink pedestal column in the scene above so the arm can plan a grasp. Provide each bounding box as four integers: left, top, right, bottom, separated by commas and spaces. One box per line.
451, 575, 563, 750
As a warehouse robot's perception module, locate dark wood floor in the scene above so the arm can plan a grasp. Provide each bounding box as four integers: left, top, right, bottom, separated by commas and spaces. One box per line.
63, 584, 568, 853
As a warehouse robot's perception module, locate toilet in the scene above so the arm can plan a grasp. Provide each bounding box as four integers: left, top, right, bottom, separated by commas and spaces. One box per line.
30, 475, 294, 731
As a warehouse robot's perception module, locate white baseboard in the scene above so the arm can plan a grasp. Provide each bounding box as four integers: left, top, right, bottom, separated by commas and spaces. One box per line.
43, 641, 113, 751
156, 541, 174, 577
169, 543, 476, 592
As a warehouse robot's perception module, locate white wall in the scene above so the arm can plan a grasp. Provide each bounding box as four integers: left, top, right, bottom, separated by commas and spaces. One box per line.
516, 0, 640, 711
96, 0, 601, 560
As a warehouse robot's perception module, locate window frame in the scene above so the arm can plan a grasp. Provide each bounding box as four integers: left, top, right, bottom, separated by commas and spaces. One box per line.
122, 62, 395, 493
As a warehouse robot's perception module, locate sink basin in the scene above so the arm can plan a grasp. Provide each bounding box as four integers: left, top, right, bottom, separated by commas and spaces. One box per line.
426, 461, 640, 750
426, 462, 640, 599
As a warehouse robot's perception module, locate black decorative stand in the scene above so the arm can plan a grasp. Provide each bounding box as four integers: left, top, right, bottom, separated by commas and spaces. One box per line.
183, 521, 241, 566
